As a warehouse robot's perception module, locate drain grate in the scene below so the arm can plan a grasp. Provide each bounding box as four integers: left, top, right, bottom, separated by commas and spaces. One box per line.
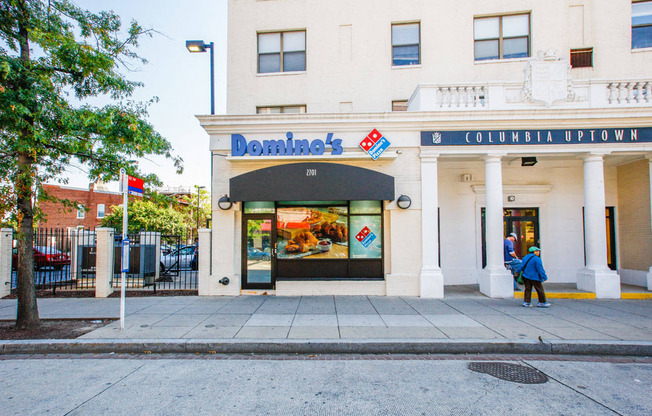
468, 362, 548, 384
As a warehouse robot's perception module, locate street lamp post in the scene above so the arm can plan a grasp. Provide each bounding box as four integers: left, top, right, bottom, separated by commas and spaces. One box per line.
185, 40, 215, 115
196, 185, 205, 238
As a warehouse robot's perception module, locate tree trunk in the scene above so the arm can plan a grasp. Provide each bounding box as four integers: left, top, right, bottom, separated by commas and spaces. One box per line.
14, 4, 39, 329
15, 153, 40, 329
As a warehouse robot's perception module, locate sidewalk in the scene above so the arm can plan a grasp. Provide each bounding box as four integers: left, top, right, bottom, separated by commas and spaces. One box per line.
1, 288, 651, 355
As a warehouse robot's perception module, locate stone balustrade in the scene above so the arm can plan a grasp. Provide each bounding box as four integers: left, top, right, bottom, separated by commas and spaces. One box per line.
409, 79, 652, 111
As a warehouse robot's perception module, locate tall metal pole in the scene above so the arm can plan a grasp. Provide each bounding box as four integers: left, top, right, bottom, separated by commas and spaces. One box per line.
209, 42, 215, 115
120, 169, 128, 329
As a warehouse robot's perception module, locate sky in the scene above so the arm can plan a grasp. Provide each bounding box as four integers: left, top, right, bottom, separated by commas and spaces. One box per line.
66, 0, 228, 192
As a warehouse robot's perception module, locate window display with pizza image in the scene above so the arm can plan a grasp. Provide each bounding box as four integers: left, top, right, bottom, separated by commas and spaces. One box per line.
277, 206, 348, 259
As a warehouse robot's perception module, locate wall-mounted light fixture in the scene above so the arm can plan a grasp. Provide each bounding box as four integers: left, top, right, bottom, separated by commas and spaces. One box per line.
507, 195, 516, 202
218, 195, 232, 210
521, 157, 537, 166
397, 195, 412, 209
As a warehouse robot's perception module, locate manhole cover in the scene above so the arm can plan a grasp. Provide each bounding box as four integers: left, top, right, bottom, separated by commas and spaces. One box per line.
468, 362, 548, 384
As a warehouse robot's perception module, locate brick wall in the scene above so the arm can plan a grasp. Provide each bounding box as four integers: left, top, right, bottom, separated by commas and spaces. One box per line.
617, 160, 652, 271
38, 184, 124, 229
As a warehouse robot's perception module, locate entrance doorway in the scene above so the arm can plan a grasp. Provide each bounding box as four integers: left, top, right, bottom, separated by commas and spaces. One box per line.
481, 208, 540, 267
242, 215, 275, 289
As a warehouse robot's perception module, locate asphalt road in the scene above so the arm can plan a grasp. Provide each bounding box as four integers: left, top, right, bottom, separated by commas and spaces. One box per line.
1, 355, 650, 415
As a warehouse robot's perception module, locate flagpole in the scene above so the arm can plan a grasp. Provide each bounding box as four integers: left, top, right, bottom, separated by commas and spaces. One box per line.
120, 168, 128, 330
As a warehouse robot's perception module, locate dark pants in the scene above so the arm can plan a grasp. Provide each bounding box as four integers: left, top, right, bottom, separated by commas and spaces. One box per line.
523, 277, 547, 303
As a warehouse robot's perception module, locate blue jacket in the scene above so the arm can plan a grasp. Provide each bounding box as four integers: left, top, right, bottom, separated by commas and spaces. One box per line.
516, 253, 548, 282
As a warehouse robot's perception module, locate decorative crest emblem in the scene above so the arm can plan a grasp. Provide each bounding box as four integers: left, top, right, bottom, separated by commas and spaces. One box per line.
431, 132, 442, 144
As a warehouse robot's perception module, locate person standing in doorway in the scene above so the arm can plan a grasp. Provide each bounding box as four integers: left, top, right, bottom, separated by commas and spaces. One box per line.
517, 246, 550, 308
504, 232, 521, 290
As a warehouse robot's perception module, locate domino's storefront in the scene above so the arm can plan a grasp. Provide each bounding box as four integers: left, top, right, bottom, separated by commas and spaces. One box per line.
200, 114, 652, 298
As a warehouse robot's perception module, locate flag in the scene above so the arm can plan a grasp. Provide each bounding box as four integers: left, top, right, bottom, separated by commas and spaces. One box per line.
127, 175, 144, 197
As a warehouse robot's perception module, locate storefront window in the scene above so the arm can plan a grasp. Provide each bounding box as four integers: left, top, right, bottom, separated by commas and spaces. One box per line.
277, 206, 349, 259
244, 201, 275, 214
350, 200, 382, 214
349, 215, 382, 258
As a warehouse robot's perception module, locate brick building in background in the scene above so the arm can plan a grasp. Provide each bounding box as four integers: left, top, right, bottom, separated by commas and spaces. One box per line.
38, 182, 123, 230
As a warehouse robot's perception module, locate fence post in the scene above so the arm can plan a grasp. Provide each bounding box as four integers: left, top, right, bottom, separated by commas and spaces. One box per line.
0, 228, 13, 298
95, 227, 115, 298
198, 228, 212, 295
139, 231, 161, 286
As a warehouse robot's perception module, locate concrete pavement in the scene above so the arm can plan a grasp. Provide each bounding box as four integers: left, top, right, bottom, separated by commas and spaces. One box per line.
1, 286, 651, 355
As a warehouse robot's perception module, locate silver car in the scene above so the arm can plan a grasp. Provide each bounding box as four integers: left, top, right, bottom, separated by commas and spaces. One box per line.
160, 245, 196, 273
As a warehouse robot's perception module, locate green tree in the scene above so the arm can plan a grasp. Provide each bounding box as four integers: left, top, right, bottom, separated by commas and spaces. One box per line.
0, 1, 182, 328
101, 199, 187, 235
179, 186, 211, 236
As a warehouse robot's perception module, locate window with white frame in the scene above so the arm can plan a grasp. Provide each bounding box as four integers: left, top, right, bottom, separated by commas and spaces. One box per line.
258, 31, 306, 73
392, 23, 420, 66
77, 205, 85, 219
633, 1, 652, 49
474, 13, 530, 61
97, 204, 105, 218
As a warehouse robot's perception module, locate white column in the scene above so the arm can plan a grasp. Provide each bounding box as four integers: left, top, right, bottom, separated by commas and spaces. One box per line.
0, 228, 13, 298
420, 156, 444, 298
479, 155, 513, 298
198, 228, 212, 296
95, 227, 115, 298
577, 154, 620, 298
647, 155, 652, 290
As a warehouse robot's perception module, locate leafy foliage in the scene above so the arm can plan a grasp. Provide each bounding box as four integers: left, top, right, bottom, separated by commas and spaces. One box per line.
101, 199, 188, 235
0, 0, 183, 327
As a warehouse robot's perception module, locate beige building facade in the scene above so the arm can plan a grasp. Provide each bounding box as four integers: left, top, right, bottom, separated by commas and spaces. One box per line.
199, 0, 652, 298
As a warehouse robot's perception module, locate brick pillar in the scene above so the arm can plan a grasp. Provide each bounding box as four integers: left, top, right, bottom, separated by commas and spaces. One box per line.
0, 228, 13, 298
95, 227, 115, 298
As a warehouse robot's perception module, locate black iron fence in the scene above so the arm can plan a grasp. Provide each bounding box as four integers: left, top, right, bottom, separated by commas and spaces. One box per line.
11, 228, 198, 295
11, 228, 78, 294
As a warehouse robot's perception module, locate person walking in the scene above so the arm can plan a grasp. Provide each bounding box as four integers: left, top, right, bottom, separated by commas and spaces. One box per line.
517, 246, 550, 308
504, 232, 521, 290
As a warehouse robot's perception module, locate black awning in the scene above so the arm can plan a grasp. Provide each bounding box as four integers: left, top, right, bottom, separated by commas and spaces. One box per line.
230, 162, 395, 202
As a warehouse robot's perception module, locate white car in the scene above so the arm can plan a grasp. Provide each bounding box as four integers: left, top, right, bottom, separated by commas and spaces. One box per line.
160, 245, 196, 273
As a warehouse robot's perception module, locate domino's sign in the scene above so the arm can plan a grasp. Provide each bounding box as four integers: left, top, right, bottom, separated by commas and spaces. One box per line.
232, 132, 343, 157
359, 129, 390, 160
355, 226, 377, 248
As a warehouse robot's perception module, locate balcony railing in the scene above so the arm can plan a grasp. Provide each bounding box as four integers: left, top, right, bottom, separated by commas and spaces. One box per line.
408, 79, 652, 111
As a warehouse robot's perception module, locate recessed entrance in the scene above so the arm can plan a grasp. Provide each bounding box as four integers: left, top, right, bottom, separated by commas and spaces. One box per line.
481, 208, 540, 267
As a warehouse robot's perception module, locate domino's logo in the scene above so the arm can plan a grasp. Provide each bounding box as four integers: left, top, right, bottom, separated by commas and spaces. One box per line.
355, 226, 377, 248
359, 129, 390, 160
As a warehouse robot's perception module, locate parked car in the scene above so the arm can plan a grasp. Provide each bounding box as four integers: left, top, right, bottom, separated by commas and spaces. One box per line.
247, 247, 270, 261
160, 245, 196, 273
12, 246, 71, 270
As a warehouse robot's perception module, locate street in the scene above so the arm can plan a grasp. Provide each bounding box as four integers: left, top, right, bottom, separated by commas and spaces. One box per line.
1, 355, 650, 415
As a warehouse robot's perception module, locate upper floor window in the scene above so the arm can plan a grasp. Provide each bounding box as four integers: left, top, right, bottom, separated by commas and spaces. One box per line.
257, 105, 306, 114
633, 1, 652, 49
392, 23, 420, 66
77, 205, 85, 219
258, 31, 306, 73
474, 13, 530, 61
570, 48, 593, 68
392, 100, 408, 111
97, 204, 105, 219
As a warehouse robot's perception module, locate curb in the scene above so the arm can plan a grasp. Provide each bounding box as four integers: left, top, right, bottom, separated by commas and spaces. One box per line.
2, 339, 651, 356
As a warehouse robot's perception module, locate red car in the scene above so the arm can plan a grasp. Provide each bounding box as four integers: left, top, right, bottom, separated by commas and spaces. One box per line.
12, 246, 71, 270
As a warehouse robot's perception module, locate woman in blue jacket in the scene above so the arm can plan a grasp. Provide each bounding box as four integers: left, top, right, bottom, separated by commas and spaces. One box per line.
517, 246, 550, 308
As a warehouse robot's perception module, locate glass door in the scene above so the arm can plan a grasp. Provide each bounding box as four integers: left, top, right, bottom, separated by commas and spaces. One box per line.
481, 208, 539, 267
242, 215, 275, 289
